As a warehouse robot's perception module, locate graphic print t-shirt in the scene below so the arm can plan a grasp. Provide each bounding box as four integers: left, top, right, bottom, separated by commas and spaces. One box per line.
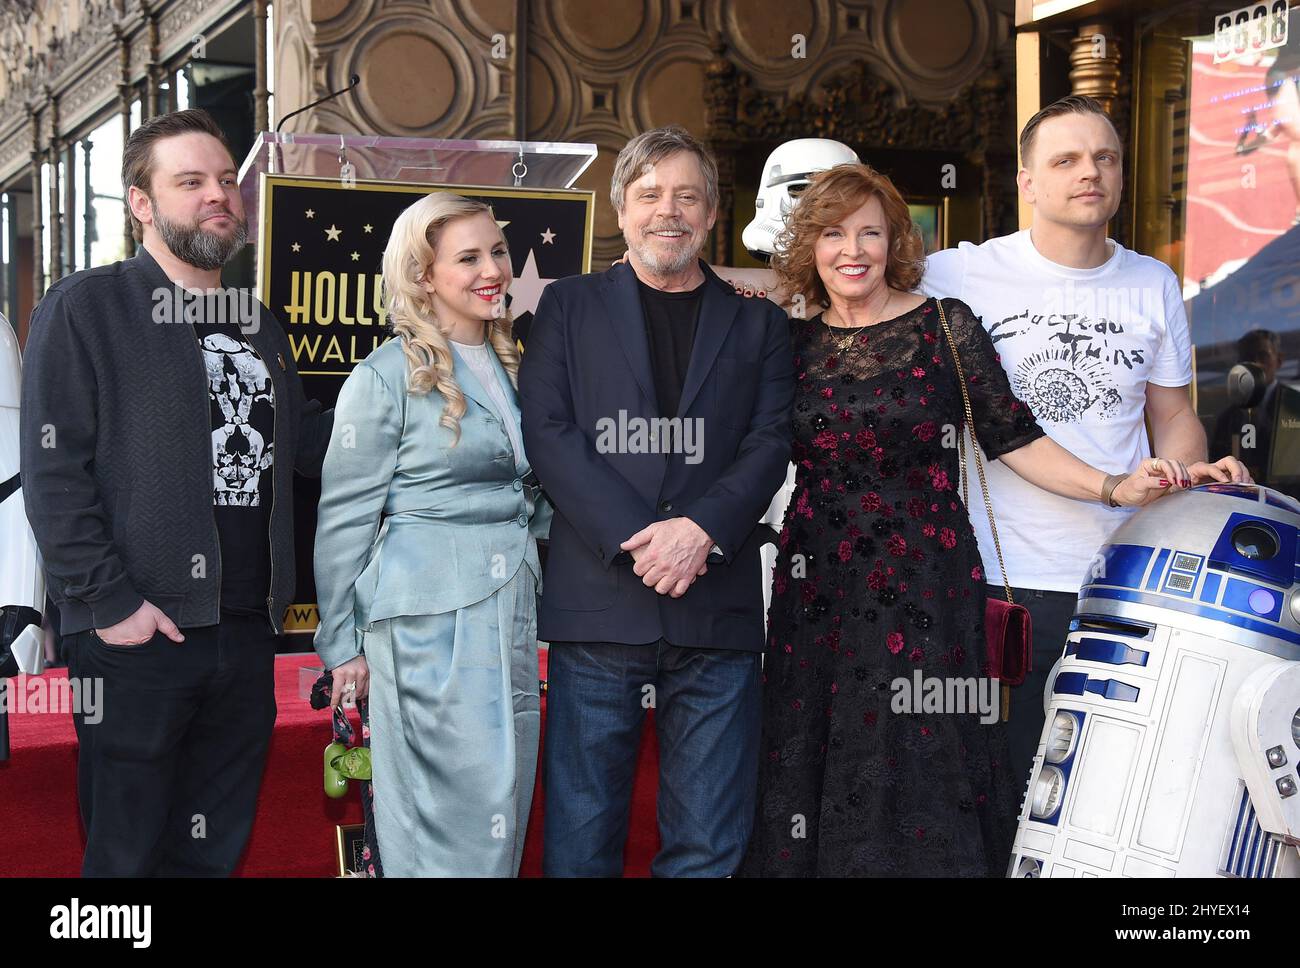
192, 312, 276, 615
921, 230, 1193, 592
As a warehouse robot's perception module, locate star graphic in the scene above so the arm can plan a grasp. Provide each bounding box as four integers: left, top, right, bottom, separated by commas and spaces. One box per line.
363, 224, 373, 233
291, 242, 301, 252
325, 224, 341, 242
351, 251, 360, 261
541, 227, 556, 244
305, 209, 315, 219
507, 248, 558, 317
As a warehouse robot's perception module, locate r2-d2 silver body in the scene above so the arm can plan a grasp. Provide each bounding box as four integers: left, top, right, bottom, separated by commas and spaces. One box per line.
1010, 484, 1300, 878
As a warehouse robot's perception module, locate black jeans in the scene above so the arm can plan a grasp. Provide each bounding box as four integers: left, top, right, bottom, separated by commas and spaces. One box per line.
992, 585, 1078, 825
66, 612, 277, 876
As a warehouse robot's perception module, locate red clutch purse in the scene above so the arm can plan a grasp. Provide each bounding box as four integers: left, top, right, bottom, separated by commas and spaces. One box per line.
985, 596, 1032, 687
938, 301, 1034, 716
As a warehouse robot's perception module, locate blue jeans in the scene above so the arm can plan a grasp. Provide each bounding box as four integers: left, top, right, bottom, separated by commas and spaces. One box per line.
542, 639, 761, 877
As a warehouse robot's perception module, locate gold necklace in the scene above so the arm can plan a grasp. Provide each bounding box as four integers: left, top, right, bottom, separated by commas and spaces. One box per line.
825, 292, 897, 351
824, 307, 872, 353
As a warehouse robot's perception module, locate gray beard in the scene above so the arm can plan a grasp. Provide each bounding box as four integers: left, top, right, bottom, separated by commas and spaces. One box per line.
627, 232, 701, 275
152, 204, 248, 271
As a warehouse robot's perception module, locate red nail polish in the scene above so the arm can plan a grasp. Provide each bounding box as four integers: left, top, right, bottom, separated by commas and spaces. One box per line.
1160, 479, 1170, 487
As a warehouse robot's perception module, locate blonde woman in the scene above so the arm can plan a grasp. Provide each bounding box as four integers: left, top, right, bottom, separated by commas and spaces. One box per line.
312, 192, 551, 877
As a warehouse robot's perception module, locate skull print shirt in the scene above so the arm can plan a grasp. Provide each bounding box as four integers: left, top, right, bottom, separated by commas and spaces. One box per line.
193, 315, 276, 615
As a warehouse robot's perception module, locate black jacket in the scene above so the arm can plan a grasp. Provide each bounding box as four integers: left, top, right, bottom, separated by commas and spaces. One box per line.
519, 261, 794, 652
19, 245, 332, 634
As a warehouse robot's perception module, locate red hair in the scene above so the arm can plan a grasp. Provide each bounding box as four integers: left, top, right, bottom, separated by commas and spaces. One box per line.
772, 163, 924, 311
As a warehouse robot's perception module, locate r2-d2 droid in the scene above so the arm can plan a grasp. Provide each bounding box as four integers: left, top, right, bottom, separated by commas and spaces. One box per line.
1011, 484, 1300, 878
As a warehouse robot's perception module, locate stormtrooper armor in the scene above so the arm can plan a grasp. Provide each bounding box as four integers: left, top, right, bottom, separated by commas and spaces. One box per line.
1, 312, 46, 759
1010, 484, 1300, 878
1, 312, 43, 650
741, 138, 861, 258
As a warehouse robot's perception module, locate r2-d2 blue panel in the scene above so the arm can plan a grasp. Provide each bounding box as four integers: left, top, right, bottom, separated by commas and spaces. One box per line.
1010, 484, 1300, 878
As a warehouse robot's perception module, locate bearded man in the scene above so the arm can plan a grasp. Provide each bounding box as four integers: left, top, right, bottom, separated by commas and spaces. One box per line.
519, 126, 794, 877
20, 108, 332, 876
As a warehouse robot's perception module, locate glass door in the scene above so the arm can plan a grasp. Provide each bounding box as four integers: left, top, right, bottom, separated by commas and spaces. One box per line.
1165, 3, 1300, 495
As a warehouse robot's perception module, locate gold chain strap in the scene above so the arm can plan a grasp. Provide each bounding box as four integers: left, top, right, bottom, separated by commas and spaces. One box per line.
935, 299, 1014, 607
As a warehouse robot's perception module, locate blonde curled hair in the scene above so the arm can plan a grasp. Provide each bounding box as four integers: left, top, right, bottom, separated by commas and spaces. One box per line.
381, 192, 521, 445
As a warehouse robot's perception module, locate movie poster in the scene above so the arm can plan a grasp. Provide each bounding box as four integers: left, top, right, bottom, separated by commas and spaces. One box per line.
1185, 6, 1300, 489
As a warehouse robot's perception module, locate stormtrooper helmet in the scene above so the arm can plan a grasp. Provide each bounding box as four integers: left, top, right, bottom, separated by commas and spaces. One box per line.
742, 138, 862, 259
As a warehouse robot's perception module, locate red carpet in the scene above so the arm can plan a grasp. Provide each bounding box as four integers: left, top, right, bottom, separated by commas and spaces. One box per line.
0, 649, 661, 876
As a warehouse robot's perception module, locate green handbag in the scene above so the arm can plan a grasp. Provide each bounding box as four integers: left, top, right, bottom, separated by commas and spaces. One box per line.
323, 704, 373, 799
324, 741, 372, 798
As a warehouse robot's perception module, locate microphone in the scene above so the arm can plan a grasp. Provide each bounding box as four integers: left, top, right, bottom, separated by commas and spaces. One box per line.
275, 74, 361, 133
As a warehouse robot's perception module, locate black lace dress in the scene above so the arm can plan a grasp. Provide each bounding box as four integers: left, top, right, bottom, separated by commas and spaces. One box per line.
741, 296, 1045, 877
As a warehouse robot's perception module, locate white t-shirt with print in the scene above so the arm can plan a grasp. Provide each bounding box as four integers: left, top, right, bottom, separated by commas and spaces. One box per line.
920, 229, 1193, 593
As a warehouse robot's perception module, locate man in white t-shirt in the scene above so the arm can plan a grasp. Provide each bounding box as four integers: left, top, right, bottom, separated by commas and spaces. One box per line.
921, 95, 1249, 806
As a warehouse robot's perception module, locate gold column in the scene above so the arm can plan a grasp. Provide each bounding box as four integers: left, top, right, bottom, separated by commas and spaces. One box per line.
1069, 22, 1121, 114
1015, 30, 1042, 230
1132, 22, 1190, 272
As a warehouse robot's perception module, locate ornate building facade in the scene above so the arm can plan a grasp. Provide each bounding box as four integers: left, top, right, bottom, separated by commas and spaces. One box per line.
10, 1, 1299, 552
276, 0, 1022, 267
0, 0, 1021, 342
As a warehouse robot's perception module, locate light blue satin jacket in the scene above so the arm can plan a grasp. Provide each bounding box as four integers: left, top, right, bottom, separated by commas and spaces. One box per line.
313, 337, 551, 671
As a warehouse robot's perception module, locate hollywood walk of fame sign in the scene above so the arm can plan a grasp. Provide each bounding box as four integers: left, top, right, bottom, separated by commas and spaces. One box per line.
257, 173, 593, 388
255, 173, 593, 631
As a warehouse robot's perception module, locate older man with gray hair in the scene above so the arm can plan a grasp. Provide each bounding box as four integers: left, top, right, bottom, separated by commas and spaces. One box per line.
520, 125, 794, 877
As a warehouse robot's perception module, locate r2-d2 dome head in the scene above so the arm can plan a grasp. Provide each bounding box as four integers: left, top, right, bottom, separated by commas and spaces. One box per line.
742, 138, 861, 259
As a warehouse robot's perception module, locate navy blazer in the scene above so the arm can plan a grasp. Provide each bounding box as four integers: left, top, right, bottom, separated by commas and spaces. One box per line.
519, 260, 794, 652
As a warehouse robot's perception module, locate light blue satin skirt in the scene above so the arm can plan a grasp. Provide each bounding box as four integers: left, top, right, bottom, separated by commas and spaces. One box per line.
362, 562, 540, 877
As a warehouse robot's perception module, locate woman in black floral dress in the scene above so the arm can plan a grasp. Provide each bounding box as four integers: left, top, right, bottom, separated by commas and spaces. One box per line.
740, 165, 1185, 877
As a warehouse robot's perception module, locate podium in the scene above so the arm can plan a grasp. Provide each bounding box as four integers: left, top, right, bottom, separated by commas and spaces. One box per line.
237, 132, 597, 239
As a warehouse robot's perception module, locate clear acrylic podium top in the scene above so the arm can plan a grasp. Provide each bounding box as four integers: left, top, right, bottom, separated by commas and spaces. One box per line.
237, 132, 598, 239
